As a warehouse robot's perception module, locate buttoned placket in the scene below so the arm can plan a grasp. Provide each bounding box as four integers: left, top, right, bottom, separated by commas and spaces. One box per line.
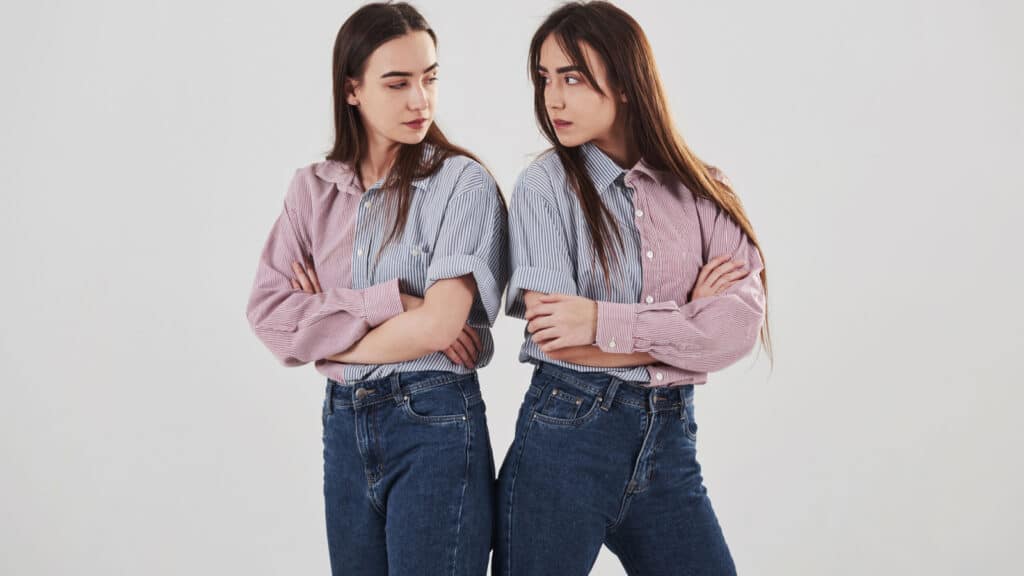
352, 183, 384, 290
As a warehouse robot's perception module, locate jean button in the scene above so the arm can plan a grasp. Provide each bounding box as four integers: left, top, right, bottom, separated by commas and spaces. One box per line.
355, 388, 369, 400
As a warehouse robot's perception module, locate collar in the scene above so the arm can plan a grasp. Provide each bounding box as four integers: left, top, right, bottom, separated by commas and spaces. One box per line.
314, 143, 436, 196
579, 142, 666, 195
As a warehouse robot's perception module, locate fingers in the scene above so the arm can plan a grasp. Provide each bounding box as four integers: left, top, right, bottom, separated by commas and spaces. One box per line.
306, 258, 322, 293
462, 324, 482, 355
540, 337, 567, 353
536, 293, 565, 303
696, 254, 731, 287
291, 261, 314, 293
531, 326, 559, 346
704, 258, 745, 289
525, 302, 556, 321
526, 314, 556, 334
709, 264, 749, 293
448, 336, 475, 367
443, 347, 465, 366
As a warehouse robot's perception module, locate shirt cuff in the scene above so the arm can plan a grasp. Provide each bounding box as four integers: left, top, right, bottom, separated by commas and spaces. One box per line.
426, 254, 502, 325
595, 301, 637, 354
506, 266, 577, 319
361, 278, 403, 327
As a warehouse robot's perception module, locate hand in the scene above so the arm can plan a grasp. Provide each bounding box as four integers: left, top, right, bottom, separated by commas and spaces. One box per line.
290, 259, 321, 293
443, 323, 482, 368
524, 293, 597, 353
692, 254, 748, 300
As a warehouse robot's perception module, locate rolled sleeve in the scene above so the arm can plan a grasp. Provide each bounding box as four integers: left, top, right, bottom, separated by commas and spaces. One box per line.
424, 163, 508, 326
506, 165, 578, 319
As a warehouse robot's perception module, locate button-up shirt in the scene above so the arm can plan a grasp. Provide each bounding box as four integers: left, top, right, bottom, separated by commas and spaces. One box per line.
506, 142, 765, 386
247, 149, 508, 383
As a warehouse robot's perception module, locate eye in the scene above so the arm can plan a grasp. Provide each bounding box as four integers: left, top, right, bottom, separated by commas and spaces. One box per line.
538, 74, 550, 85
565, 75, 581, 85
427, 75, 439, 84
388, 82, 407, 90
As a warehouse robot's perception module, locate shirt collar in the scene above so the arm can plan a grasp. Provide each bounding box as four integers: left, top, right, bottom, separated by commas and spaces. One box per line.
314, 143, 436, 196
580, 142, 666, 195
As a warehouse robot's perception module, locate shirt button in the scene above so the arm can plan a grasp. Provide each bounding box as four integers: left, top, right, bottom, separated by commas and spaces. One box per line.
655, 372, 664, 381
356, 248, 364, 256
635, 209, 643, 218
364, 201, 372, 208
645, 295, 654, 304
410, 247, 420, 255
646, 250, 654, 259
608, 338, 616, 349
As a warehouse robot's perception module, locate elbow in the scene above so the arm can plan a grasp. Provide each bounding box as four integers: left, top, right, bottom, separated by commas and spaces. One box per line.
706, 325, 761, 372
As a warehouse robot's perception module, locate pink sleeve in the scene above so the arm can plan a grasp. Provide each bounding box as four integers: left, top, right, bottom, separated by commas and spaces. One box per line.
245, 171, 403, 366
594, 201, 766, 374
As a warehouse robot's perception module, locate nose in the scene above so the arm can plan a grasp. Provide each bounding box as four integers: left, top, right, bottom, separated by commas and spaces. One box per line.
545, 82, 565, 111
408, 83, 428, 111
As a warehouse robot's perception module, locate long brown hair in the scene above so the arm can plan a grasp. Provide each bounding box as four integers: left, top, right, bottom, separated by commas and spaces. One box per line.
327, 2, 500, 249
529, 1, 772, 364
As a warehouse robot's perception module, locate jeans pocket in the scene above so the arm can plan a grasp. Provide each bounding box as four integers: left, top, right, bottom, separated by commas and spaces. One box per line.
532, 382, 602, 427
400, 380, 469, 425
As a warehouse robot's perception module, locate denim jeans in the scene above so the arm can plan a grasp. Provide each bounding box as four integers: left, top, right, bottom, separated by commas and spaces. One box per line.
494, 362, 736, 576
322, 370, 495, 575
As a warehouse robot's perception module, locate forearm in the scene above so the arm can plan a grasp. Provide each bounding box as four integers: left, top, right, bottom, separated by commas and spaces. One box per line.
325, 276, 475, 365
325, 306, 442, 364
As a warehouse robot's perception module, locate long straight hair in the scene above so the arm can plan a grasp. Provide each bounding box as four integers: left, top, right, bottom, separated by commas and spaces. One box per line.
529, 1, 773, 363
327, 2, 501, 248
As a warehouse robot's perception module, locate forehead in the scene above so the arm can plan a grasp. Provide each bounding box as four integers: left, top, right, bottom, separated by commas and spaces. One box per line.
363, 31, 436, 76
538, 34, 604, 74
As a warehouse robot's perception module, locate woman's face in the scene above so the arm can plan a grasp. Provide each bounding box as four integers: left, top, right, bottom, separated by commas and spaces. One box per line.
537, 34, 622, 148
347, 31, 438, 146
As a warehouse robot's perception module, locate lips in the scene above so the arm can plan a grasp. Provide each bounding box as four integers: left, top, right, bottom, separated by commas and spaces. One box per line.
404, 118, 429, 129
552, 119, 572, 129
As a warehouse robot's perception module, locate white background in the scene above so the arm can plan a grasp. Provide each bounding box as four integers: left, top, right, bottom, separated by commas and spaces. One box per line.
2, 0, 1022, 574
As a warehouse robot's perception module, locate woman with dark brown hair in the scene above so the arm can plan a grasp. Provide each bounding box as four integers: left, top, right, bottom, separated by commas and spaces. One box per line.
245, 3, 506, 574
497, 2, 771, 574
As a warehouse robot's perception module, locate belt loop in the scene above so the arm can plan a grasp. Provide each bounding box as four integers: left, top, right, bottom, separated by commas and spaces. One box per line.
390, 373, 405, 405
679, 386, 690, 421
600, 378, 621, 412
325, 380, 335, 415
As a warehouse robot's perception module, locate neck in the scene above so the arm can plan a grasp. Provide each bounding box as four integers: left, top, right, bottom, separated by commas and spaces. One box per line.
360, 133, 402, 190
592, 117, 639, 170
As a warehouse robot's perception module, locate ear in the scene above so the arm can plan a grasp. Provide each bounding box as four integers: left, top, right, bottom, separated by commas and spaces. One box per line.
619, 90, 628, 104
345, 78, 360, 106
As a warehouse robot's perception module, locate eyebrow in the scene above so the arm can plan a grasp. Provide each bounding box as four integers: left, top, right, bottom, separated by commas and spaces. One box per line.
537, 65, 583, 74
380, 63, 439, 79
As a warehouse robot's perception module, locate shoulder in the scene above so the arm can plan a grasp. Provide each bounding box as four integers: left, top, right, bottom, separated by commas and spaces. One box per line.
429, 154, 499, 206
283, 160, 349, 208
512, 149, 566, 207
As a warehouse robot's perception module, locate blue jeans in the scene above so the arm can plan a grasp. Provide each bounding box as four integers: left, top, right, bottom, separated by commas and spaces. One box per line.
322, 371, 495, 575
494, 362, 736, 576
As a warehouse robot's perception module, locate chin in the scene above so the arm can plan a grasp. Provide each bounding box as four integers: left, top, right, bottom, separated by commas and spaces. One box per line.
394, 128, 430, 145
555, 133, 587, 148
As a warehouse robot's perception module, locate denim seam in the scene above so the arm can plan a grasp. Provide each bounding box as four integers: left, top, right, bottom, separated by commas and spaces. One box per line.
448, 380, 472, 576
502, 398, 540, 575
608, 408, 656, 534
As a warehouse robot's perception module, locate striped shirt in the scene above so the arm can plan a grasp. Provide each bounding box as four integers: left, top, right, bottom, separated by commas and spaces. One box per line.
246, 146, 508, 383
506, 142, 765, 387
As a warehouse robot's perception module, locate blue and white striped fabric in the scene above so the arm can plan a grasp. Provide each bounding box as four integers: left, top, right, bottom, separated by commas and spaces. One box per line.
346, 151, 508, 383
506, 142, 652, 383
